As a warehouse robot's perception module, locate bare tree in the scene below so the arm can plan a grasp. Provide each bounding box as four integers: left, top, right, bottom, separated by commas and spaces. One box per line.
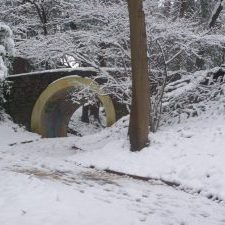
127, 0, 150, 152
21, 0, 53, 36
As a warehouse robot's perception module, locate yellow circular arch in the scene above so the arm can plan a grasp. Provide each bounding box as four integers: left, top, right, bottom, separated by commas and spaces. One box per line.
31, 75, 116, 138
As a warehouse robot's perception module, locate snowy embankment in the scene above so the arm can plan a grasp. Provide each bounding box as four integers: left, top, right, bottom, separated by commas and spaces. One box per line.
1, 103, 225, 201
1, 103, 225, 224
1, 104, 225, 201
72, 107, 225, 201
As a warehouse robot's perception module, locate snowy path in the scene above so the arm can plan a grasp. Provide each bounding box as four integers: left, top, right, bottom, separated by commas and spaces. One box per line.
1, 166, 225, 225
0, 122, 225, 225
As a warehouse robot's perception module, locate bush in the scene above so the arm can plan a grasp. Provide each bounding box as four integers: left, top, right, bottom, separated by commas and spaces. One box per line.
0, 23, 14, 120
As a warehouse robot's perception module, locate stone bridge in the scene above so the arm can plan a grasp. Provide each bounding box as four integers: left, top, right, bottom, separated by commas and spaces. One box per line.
4, 68, 126, 137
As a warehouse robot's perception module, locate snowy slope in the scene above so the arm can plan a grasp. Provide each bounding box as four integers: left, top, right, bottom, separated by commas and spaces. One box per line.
1, 101, 225, 225
73, 109, 225, 201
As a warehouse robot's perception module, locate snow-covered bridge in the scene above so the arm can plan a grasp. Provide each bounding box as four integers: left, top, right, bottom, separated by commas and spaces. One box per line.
4, 68, 125, 137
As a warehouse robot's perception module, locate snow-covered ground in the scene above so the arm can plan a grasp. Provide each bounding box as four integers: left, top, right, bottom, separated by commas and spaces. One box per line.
68, 106, 106, 136
73, 112, 225, 201
1, 103, 225, 225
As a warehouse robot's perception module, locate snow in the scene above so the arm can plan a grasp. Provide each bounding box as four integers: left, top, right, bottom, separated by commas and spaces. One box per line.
1, 168, 225, 225
0, 118, 39, 146
73, 111, 225, 201
0, 56, 7, 79
0, 23, 14, 56
0, 23, 14, 79
1, 99, 225, 224
9, 67, 97, 77
68, 106, 105, 136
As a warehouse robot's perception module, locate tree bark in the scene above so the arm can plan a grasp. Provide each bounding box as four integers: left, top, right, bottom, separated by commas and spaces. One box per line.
200, 0, 210, 21
81, 105, 89, 123
90, 104, 100, 123
179, 0, 187, 18
209, 0, 224, 28
127, 0, 150, 152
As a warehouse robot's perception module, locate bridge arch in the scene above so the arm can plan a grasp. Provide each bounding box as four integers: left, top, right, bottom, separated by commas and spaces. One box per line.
31, 75, 116, 138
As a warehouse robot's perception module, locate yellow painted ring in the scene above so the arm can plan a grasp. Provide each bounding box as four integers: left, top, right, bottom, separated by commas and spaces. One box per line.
31, 75, 116, 137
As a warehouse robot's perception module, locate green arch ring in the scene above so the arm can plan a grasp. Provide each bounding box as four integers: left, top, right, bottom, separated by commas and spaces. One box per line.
31, 75, 116, 137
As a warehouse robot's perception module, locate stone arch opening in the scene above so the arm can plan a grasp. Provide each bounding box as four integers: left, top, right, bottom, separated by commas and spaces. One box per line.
68, 103, 108, 137
31, 75, 116, 138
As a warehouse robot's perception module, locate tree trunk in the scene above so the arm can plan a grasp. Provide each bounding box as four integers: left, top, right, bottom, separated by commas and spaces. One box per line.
81, 105, 89, 123
127, 0, 150, 152
179, 0, 187, 18
200, 0, 210, 21
90, 104, 100, 123
209, 0, 224, 28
